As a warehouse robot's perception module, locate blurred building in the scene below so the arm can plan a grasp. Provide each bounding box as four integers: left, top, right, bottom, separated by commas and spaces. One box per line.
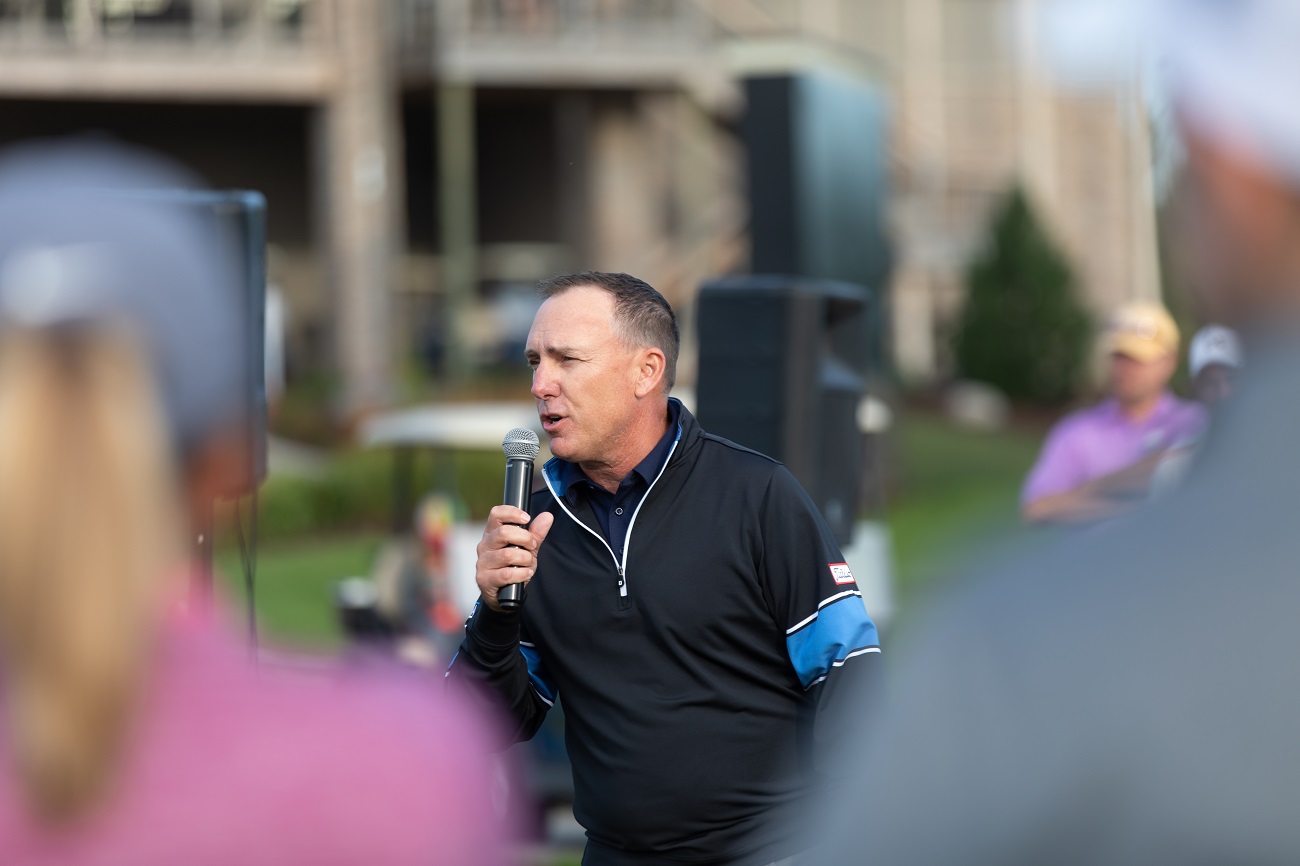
0, 0, 1159, 407
823, 0, 1161, 382
0, 0, 399, 412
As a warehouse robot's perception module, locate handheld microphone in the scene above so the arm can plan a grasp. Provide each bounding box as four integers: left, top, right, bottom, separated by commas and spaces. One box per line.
498, 427, 541, 610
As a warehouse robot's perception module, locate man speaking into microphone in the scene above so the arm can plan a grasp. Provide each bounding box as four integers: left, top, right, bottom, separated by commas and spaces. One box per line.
447, 272, 881, 866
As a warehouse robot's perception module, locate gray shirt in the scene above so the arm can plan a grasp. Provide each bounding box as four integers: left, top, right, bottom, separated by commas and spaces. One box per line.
818, 343, 1300, 865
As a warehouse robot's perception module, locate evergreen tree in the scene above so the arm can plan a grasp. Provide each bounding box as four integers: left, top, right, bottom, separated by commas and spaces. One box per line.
953, 186, 1092, 404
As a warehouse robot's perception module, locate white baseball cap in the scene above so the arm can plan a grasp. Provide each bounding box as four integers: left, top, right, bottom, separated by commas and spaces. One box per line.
1188, 325, 1243, 378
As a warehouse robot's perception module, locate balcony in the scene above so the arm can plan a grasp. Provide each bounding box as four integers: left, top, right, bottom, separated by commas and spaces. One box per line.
401, 0, 723, 89
0, 0, 337, 102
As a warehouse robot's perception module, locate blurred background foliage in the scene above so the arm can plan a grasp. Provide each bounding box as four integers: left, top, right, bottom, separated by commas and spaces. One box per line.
251, 448, 500, 539
953, 185, 1094, 406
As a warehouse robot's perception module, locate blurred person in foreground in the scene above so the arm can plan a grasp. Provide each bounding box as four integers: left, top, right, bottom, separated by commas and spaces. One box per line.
1020, 300, 1205, 525
447, 272, 881, 865
817, 0, 1300, 864
0, 140, 507, 865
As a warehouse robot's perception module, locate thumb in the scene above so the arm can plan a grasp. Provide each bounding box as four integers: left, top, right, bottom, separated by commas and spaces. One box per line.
530, 511, 555, 546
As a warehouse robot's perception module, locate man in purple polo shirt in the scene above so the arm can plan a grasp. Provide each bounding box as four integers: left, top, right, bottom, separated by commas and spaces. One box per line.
1021, 301, 1206, 525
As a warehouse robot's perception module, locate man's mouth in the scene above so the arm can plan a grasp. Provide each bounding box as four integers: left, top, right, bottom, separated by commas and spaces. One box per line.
541, 412, 565, 432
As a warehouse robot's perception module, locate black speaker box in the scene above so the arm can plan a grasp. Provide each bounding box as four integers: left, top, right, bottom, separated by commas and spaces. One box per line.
741, 72, 892, 371
696, 276, 870, 546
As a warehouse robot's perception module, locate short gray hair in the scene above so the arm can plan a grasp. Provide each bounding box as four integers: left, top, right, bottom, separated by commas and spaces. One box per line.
538, 271, 679, 390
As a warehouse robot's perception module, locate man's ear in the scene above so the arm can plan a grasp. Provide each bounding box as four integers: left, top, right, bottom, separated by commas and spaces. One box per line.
633, 347, 666, 398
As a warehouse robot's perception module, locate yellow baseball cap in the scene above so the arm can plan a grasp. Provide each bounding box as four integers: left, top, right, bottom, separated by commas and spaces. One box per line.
1104, 301, 1180, 363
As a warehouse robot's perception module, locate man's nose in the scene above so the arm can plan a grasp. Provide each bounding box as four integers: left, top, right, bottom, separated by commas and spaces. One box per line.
532, 362, 557, 399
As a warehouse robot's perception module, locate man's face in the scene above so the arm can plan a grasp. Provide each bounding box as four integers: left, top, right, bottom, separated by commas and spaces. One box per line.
1108, 351, 1176, 405
1194, 363, 1236, 406
525, 286, 641, 466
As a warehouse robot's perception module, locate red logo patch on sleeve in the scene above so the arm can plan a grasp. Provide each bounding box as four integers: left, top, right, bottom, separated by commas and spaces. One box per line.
829, 562, 855, 585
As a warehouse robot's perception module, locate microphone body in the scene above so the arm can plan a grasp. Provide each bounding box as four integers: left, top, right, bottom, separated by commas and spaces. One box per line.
499, 428, 540, 610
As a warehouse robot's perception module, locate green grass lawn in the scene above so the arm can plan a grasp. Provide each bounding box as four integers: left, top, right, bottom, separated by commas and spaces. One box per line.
220, 410, 1047, 650
216, 532, 387, 650
885, 411, 1042, 607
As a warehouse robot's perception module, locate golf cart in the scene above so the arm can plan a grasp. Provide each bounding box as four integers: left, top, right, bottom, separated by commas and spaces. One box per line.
352, 402, 572, 830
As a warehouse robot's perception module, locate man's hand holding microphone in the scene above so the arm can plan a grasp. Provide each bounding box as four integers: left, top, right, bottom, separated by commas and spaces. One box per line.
475, 428, 554, 612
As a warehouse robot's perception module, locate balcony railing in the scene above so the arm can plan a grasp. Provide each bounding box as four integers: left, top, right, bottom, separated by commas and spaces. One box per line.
436, 0, 714, 45
397, 0, 720, 86
0, 0, 338, 102
0, 0, 330, 52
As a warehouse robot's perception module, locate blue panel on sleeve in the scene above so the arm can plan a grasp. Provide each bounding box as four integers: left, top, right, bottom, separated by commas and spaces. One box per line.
519, 643, 558, 704
786, 597, 880, 689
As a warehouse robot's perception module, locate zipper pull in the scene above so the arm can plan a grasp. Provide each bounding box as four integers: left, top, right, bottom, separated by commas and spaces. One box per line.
616, 566, 625, 589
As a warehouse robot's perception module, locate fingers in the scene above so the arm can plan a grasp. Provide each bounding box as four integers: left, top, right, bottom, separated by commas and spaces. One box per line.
484, 523, 536, 552
476, 507, 550, 611
486, 505, 531, 531
479, 542, 536, 570
479, 505, 536, 552
530, 511, 554, 545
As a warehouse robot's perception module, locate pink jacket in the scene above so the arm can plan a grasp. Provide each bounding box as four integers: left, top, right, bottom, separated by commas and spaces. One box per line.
0, 612, 512, 865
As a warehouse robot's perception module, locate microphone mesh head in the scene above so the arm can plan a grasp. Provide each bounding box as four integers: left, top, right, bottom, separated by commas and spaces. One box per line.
502, 427, 540, 460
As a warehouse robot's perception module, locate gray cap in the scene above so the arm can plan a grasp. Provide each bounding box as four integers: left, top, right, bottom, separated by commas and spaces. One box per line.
0, 138, 245, 455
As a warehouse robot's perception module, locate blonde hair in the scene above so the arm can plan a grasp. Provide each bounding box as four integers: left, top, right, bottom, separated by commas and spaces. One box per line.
0, 328, 183, 823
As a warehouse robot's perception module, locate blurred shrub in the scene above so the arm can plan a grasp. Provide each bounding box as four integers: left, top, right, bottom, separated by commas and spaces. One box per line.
271, 372, 344, 448
953, 186, 1093, 405
244, 448, 504, 544
255, 475, 318, 539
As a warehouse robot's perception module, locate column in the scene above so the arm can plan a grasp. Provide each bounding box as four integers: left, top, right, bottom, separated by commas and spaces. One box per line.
437, 81, 479, 383
320, 0, 402, 413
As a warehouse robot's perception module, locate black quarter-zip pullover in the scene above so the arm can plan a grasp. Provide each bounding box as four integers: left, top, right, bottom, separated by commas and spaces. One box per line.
448, 401, 880, 865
